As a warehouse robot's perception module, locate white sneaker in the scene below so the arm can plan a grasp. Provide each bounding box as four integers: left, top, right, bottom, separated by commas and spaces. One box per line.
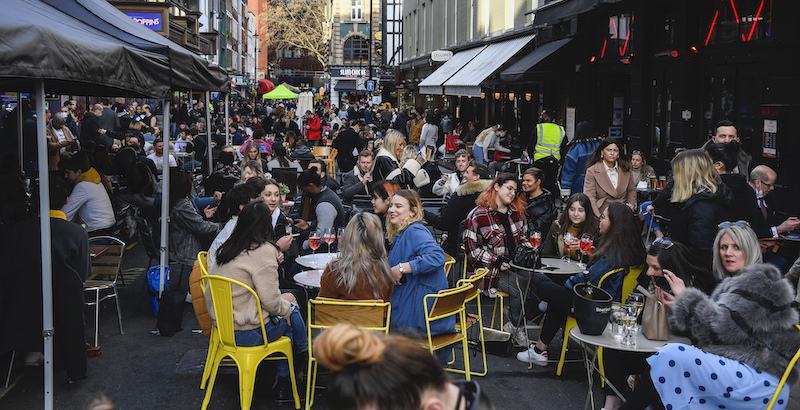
516, 345, 548, 366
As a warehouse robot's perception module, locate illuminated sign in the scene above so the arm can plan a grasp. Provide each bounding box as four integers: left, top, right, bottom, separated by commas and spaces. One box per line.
124, 12, 162, 31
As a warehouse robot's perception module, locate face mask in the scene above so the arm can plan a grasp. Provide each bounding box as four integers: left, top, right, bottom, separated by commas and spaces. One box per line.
756, 188, 765, 199
96, 112, 102, 117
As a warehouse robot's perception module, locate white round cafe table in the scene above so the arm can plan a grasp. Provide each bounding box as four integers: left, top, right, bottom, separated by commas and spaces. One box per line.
295, 252, 336, 270
293, 270, 323, 289
569, 324, 691, 409
533, 257, 585, 276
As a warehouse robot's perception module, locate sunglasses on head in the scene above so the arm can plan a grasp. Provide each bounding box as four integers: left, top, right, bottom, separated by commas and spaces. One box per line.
651, 237, 675, 249
632, 150, 644, 157
718, 220, 750, 229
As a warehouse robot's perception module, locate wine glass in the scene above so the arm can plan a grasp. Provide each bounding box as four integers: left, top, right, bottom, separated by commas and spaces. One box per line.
530, 231, 542, 249
309, 231, 321, 263
620, 304, 638, 347
323, 227, 335, 253
563, 232, 575, 262
626, 292, 646, 332
577, 234, 593, 268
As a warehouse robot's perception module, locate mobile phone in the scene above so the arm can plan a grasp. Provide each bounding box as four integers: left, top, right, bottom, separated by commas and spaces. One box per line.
653, 275, 671, 292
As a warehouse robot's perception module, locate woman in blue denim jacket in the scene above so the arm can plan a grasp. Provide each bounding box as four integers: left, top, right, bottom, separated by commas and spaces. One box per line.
386, 190, 451, 336
560, 121, 602, 195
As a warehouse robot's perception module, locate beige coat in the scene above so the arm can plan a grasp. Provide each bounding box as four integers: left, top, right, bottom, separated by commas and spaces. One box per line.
583, 161, 636, 217
45, 122, 77, 171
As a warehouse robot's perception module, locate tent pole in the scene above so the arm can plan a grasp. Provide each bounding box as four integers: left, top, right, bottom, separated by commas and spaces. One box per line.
205, 91, 212, 174
35, 81, 54, 410
16, 93, 23, 166
225, 93, 230, 146
158, 97, 171, 298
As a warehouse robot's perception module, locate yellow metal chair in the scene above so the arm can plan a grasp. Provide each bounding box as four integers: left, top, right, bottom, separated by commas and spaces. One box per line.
200, 275, 301, 410
556, 266, 643, 376
461, 245, 508, 330
455, 268, 490, 377
422, 283, 475, 380
766, 325, 800, 409
196, 251, 222, 390
444, 253, 456, 277
306, 298, 391, 409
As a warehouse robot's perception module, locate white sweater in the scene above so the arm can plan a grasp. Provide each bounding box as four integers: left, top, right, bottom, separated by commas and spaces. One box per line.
62, 181, 116, 232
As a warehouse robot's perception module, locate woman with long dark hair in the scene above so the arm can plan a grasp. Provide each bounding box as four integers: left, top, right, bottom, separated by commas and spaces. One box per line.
540, 193, 599, 260
583, 138, 637, 216
209, 200, 308, 400
518, 202, 645, 365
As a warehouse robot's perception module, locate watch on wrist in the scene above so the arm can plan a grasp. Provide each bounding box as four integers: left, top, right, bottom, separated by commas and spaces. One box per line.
398, 264, 405, 274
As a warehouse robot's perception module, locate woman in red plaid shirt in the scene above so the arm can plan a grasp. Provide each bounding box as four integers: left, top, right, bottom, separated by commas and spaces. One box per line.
463, 173, 535, 346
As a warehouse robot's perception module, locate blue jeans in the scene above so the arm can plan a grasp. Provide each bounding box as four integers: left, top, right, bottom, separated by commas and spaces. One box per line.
233, 305, 308, 377
472, 144, 486, 165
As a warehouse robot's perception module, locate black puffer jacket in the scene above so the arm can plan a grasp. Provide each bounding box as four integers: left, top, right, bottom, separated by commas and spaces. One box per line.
669, 263, 800, 383
526, 188, 557, 233
667, 190, 726, 267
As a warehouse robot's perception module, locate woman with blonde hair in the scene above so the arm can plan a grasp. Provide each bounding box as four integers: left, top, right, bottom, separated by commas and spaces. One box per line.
373, 130, 430, 189
240, 160, 268, 183
315, 323, 495, 410
240, 140, 268, 171
653, 149, 723, 269
319, 212, 394, 301
711, 221, 762, 281
386, 189, 449, 335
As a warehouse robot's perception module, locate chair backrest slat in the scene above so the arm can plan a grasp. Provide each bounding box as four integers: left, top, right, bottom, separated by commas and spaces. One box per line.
310, 298, 390, 331
202, 275, 266, 348
427, 284, 472, 319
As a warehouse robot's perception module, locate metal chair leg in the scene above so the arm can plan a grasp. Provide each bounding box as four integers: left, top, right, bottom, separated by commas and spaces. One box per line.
5, 351, 15, 388
94, 289, 101, 347
113, 285, 124, 335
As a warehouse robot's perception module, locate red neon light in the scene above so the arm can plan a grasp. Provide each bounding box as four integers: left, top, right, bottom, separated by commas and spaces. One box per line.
746, 0, 765, 41
622, 25, 631, 55
705, 9, 719, 46
729, 0, 740, 22
601, 38, 608, 58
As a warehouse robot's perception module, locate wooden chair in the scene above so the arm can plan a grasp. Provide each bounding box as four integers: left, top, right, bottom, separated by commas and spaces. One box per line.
84, 236, 126, 347
305, 298, 391, 409
421, 283, 474, 380
444, 253, 456, 277
271, 168, 300, 199
462, 244, 508, 330
455, 268, 490, 377
312, 146, 331, 158
200, 275, 301, 410
556, 266, 643, 376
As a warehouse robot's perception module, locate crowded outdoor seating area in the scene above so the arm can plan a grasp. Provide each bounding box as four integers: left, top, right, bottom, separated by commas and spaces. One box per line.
1, 92, 800, 410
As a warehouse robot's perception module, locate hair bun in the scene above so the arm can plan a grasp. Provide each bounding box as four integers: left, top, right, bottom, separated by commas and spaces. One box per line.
314, 324, 386, 371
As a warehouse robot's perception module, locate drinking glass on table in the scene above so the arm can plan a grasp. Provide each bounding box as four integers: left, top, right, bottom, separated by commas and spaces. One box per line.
577, 234, 593, 269
323, 227, 335, 252
620, 304, 638, 347
626, 292, 646, 331
563, 232, 576, 262
309, 231, 321, 262
530, 231, 542, 249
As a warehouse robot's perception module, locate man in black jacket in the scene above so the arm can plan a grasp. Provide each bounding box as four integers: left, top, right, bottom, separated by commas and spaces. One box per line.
79, 104, 116, 151
331, 120, 363, 172
424, 162, 490, 257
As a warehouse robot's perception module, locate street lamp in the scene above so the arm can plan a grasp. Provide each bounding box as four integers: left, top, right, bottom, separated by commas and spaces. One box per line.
254, 33, 259, 79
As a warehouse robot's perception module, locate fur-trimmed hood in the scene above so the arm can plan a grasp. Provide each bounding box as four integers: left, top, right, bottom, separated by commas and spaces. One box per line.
667, 263, 800, 382
455, 179, 491, 196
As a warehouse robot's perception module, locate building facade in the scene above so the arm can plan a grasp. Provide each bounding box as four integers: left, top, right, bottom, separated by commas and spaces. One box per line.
329, 0, 382, 108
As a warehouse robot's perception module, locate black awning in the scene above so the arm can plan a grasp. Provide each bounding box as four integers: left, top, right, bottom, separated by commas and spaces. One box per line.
499, 38, 573, 82
534, 0, 599, 25
334, 80, 357, 91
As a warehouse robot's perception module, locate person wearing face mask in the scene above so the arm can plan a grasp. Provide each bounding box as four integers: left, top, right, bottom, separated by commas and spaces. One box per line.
386, 190, 449, 336
540, 193, 599, 261
700, 120, 750, 178
463, 174, 534, 346
748, 165, 800, 238
518, 202, 645, 366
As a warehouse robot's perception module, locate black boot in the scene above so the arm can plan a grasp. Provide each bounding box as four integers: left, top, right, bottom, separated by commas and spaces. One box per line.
273, 376, 295, 403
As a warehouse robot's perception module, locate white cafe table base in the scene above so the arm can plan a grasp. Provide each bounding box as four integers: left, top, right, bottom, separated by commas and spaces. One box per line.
293, 270, 323, 289
568, 325, 691, 410
295, 252, 336, 270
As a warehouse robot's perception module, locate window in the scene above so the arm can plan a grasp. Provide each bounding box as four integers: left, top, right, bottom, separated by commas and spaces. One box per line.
701, 0, 772, 46
351, 0, 363, 20
294, 50, 302, 58
276, 49, 282, 58
343, 36, 369, 64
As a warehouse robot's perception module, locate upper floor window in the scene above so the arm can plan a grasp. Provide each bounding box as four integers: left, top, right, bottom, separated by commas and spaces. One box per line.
351, 0, 363, 21
343, 36, 369, 64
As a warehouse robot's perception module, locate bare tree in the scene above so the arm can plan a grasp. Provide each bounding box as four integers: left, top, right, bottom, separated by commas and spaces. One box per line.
260, 0, 329, 67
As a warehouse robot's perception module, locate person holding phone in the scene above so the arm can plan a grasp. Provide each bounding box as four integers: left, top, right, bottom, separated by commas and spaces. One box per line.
601, 237, 713, 410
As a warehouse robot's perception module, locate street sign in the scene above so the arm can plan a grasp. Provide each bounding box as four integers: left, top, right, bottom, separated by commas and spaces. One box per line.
608, 126, 623, 139
366, 80, 375, 91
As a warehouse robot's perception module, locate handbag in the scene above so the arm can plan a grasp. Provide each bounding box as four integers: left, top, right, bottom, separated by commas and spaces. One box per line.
512, 244, 540, 270
636, 285, 669, 341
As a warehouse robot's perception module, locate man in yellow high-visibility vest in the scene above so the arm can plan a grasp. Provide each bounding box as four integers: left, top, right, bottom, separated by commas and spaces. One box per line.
524, 109, 566, 195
